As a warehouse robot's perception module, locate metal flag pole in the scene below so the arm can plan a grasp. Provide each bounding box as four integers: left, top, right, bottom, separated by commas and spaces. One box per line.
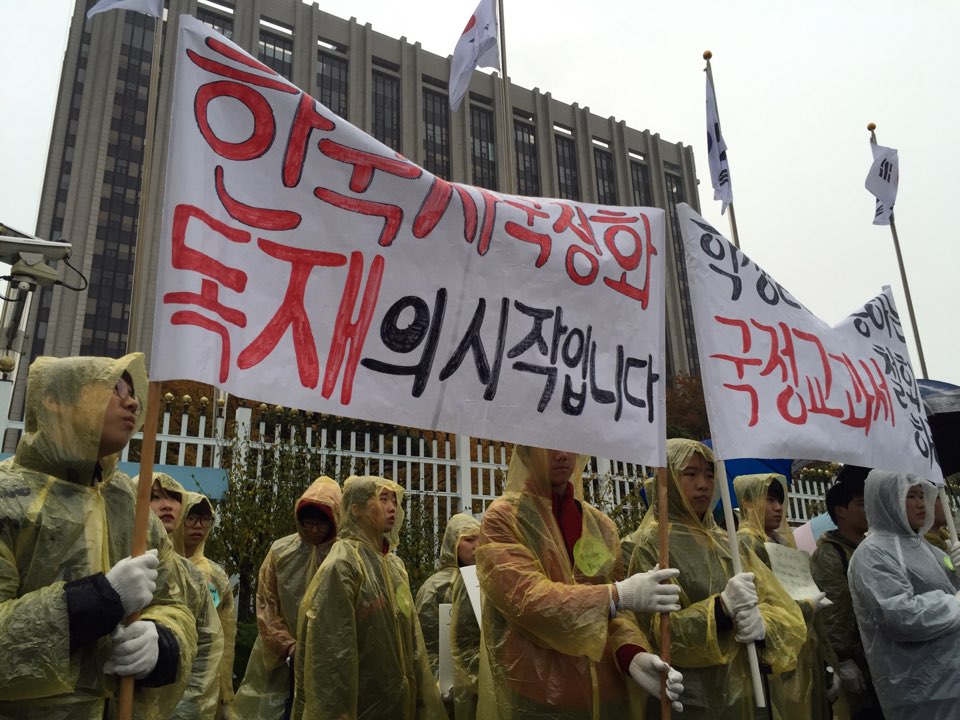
703, 51, 741, 250
867, 122, 929, 379
126, 14, 165, 353
496, 0, 515, 195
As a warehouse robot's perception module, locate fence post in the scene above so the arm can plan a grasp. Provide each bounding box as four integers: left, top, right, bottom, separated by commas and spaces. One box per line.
456, 434, 473, 516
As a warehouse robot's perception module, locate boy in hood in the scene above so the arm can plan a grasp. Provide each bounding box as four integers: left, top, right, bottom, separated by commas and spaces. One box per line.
415, 512, 481, 683
231, 476, 341, 720
849, 471, 960, 719
734, 473, 837, 719
0, 354, 197, 719
179, 491, 236, 715
477, 446, 685, 719
291, 475, 445, 720
148, 473, 225, 720
627, 440, 806, 719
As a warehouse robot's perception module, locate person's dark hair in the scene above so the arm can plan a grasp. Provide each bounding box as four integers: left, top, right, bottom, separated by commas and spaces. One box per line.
188, 497, 213, 518
767, 479, 785, 504
825, 474, 867, 524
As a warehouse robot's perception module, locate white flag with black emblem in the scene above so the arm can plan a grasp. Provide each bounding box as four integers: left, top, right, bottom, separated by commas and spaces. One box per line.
706, 72, 733, 214
865, 143, 899, 226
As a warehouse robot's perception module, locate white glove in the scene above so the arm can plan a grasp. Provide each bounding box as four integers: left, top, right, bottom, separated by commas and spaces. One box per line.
949, 542, 960, 570
628, 652, 684, 712
105, 549, 159, 616
733, 605, 765, 644
104, 621, 160, 679
836, 659, 867, 695
615, 565, 682, 613
826, 669, 842, 703
720, 572, 758, 615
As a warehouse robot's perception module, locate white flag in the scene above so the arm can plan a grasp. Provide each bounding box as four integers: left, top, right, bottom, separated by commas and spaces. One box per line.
87, 0, 162, 20
706, 73, 733, 214
865, 143, 899, 226
449, 0, 500, 112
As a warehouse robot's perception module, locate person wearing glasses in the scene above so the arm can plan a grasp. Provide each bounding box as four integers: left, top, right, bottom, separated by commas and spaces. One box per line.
147, 472, 225, 720
180, 490, 237, 717
0, 354, 197, 719
232, 475, 341, 720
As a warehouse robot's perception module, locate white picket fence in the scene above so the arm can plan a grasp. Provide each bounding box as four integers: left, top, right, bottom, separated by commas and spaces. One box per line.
0, 394, 831, 524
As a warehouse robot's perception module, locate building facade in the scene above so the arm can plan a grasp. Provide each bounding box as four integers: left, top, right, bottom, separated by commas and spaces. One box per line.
23, 0, 701, 411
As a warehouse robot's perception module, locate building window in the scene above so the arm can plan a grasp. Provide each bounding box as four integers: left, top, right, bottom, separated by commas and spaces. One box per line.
514, 121, 540, 197
196, 7, 233, 39
258, 30, 293, 80
470, 106, 497, 190
317, 51, 347, 118
630, 160, 652, 206
664, 171, 700, 374
422, 88, 450, 179
555, 134, 580, 201
594, 147, 617, 204
372, 70, 401, 151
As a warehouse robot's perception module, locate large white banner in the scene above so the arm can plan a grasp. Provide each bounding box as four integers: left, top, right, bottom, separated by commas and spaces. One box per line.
678, 203, 941, 483
151, 17, 666, 464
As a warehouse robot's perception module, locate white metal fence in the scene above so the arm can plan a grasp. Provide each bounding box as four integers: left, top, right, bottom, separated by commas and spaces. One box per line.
0, 393, 832, 524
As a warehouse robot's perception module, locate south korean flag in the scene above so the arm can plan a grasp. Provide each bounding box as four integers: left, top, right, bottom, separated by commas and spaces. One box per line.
865, 143, 899, 226
706, 73, 733, 215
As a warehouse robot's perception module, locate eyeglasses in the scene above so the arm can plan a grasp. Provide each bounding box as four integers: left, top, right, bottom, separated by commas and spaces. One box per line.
114, 377, 139, 405
301, 518, 330, 532
184, 514, 214, 528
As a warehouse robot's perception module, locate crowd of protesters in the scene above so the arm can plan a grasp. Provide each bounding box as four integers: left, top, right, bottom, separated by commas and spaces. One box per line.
1, 353, 958, 719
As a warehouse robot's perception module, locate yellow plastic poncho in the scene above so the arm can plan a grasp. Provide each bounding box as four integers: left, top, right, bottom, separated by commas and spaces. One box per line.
147, 473, 225, 720
475, 445, 650, 720
291, 475, 445, 720
734, 473, 835, 720
627, 440, 806, 720
183, 492, 237, 712
415, 512, 482, 680
231, 476, 342, 720
450, 560, 481, 720
0, 353, 198, 720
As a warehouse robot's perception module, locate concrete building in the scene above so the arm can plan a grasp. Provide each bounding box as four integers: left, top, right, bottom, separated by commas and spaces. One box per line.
23, 0, 701, 411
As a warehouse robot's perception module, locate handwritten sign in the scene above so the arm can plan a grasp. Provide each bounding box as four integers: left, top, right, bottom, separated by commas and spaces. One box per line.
678, 203, 941, 483
764, 543, 822, 602
458, 565, 482, 627
150, 17, 667, 465
438, 603, 453, 695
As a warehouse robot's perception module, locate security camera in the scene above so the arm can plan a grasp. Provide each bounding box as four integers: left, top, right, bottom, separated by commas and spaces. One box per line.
0, 224, 72, 265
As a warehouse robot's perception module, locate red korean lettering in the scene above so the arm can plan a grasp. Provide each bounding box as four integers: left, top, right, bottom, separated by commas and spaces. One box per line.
313, 188, 404, 247
323, 253, 386, 404
237, 239, 348, 389
565, 245, 599, 286
318, 139, 422, 192
170, 311, 234, 384
504, 222, 551, 267
188, 37, 295, 92
601, 213, 656, 308
723, 383, 760, 427
710, 315, 762, 379
282, 93, 336, 188
170, 204, 250, 289
195, 81, 276, 161
215, 165, 301, 231
751, 320, 799, 386
776, 386, 808, 425
413, 178, 454, 238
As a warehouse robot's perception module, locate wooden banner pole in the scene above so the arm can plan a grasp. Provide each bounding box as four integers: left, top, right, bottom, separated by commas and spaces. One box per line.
657, 466, 672, 720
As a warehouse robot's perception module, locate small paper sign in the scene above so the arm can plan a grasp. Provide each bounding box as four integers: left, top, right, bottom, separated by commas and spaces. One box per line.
438, 603, 453, 695
764, 542, 823, 602
459, 564, 482, 627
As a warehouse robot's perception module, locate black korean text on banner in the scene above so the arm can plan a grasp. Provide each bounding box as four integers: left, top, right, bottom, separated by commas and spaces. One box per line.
151, 18, 667, 464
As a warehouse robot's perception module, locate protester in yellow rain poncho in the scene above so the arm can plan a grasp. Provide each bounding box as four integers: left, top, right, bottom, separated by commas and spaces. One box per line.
180, 491, 236, 715
733, 473, 838, 720
450, 539, 482, 720
146, 473, 225, 720
925, 493, 950, 552
231, 476, 341, 720
291, 475, 445, 720
0, 354, 197, 719
627, 439, 806, 720
476, 446, 684, 720
415, 513, 481, 682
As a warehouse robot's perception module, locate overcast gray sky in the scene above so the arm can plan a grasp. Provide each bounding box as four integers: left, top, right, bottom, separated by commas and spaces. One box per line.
1, 0, 956, 384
